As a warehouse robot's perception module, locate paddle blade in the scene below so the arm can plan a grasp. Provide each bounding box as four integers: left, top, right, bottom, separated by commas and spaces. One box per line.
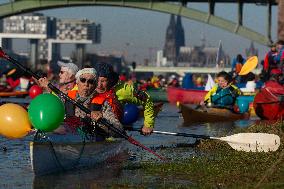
219, 133, 280, 152
238, 56, 258, 75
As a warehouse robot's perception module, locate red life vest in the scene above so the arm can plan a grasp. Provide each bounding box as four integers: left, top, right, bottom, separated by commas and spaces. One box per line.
67, 89, 123, 121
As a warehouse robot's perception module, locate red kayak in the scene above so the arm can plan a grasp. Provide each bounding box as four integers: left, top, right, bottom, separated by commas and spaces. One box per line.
253, 89, 284, 120
167, 87, 207, 104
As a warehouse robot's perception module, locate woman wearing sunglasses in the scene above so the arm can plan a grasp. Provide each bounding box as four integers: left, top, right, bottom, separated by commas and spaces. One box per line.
67, 68, 124, 138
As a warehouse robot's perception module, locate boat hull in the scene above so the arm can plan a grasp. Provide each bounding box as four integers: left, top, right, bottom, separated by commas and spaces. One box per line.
253, 90, 284, 120
147, 89, 168, 102
167, 87, 207, 104
30, 138, 127, 176
0, 91, 28, 97
181, 104, 248, 124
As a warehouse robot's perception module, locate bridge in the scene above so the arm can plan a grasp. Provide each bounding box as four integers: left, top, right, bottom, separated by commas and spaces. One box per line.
0, 0, 281, 46
133, 66, 261, 75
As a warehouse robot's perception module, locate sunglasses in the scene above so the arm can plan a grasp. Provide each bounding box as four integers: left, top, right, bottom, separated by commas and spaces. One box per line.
59, 71, 67, 74
80, 77, 96, 85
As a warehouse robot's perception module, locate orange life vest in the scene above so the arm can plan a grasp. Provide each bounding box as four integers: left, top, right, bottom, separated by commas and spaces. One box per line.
67, 90, 123, 121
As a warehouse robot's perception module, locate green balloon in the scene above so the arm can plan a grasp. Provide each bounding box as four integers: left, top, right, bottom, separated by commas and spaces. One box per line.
28, 93, 65, 132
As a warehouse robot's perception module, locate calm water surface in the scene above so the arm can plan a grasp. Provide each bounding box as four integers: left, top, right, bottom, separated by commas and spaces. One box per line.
0, 103, 255, 189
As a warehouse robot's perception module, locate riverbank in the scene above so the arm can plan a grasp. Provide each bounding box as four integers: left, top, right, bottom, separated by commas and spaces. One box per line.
113, 121, 284, 188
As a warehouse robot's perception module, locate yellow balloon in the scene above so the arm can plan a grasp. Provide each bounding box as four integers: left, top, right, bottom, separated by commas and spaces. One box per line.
0, 103, 32, 139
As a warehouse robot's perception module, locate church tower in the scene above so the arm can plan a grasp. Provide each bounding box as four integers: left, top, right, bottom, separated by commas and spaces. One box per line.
175, 15, 185, 57
163, 14, 177, 65
163, 14, 185, 66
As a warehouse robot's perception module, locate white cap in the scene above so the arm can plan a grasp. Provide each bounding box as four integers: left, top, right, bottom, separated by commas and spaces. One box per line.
75, 68, 97, 80
58, 61, 79, 75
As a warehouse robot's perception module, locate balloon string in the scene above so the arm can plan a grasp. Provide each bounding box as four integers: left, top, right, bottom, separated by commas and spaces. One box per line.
128, 137, 167, 161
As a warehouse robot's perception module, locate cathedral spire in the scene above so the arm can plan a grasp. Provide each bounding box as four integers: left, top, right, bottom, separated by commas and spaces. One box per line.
176, 15, 185, 58
163, 14, 177, 65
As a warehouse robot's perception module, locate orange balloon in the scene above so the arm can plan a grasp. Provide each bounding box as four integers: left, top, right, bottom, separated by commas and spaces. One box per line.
0, 103, 32, 139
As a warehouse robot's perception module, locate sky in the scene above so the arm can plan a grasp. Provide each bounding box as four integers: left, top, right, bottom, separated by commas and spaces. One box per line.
11, 2, 279, 65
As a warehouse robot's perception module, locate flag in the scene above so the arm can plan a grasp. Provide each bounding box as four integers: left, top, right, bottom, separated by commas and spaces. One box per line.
205, 74, 215, 91
215, 40, 223, 68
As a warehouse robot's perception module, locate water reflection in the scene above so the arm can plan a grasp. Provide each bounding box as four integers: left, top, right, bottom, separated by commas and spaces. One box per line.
33, 163, 123, 189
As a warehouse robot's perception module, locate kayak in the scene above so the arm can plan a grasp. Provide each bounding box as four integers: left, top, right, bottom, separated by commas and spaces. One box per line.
0, 97, 30, 104
30, 136, 127, 176
167, 87, 207, 104
253, 89, 284, 120
0, 91, 28, 97
146, 89, 168, 102
180, 104, 249, 124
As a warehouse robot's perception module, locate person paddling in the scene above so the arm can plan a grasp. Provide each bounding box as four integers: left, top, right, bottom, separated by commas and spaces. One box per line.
65, 68, 124, 138
94, 63, 157, 136
38, 61, 79, 94
200, 71, 242, 109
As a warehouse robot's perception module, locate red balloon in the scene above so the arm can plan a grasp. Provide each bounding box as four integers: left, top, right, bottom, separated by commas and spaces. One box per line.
29, 85, 43, 99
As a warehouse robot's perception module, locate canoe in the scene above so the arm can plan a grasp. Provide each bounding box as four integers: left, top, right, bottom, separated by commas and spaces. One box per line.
0, 97, 30, 104
180, 104, 249, 124
147, 89, 168, 102
30, 136, 127, 176
167, 87, 207, 104
0, 91, 28, 97
253, 89, 284, 120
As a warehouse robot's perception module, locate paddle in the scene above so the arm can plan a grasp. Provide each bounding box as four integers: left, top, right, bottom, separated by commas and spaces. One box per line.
0, 47, 166, 161
238, 56, 258, 76
132, 129, 280, 152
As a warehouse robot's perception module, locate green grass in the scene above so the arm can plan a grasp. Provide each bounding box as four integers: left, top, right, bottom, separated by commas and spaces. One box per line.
111, 121, 284, 188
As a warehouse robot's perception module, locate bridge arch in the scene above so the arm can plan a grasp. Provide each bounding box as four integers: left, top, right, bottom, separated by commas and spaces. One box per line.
0, 0, 271, 46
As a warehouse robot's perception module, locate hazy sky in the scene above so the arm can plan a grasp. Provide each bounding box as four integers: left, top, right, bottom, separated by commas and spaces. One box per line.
12, 2, 278, 65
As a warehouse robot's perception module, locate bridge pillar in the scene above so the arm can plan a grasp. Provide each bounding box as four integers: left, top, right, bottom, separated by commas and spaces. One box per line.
76, 44, 85, 69
29, 39, 38, 70
278, 0, 284, 41
1, 38, 12, 50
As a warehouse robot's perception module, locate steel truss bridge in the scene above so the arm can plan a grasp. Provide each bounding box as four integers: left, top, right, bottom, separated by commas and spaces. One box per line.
0, 0, 279, 46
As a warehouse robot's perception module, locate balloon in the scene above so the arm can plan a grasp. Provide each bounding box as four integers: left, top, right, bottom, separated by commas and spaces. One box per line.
29, 85, 43, 99
28, 94, 65, 132
122, 104, 139, 125
0, 103, 32, 139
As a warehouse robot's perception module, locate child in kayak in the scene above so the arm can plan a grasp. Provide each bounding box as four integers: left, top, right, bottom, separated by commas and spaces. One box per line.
200, 71, 242, 109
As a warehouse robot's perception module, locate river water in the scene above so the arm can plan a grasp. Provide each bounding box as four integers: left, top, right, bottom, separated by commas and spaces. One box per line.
0, 103, 255, 189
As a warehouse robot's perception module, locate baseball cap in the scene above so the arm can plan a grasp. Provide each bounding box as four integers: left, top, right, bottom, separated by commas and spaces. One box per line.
58, 61, 79, 75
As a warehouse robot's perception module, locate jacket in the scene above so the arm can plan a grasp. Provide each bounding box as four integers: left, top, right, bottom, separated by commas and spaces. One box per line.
204, 84, 242, 107
114, 82, 155, 128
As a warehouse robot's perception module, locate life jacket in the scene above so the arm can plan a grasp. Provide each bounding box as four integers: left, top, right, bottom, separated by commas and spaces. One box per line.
211, 86, 238, 107
67, 89, 123, 121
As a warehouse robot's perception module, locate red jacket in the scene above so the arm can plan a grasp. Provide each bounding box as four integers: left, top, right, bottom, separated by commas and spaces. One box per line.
264, 80, 284, 95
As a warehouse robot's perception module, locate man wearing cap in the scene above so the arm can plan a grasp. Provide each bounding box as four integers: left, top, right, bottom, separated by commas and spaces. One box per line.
38, 61, 79, 94
94, 62, 156, 136
66, 68, 124, 138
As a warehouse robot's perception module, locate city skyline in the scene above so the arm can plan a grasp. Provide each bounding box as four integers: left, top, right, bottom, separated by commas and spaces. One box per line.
11, 3, 278, 65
